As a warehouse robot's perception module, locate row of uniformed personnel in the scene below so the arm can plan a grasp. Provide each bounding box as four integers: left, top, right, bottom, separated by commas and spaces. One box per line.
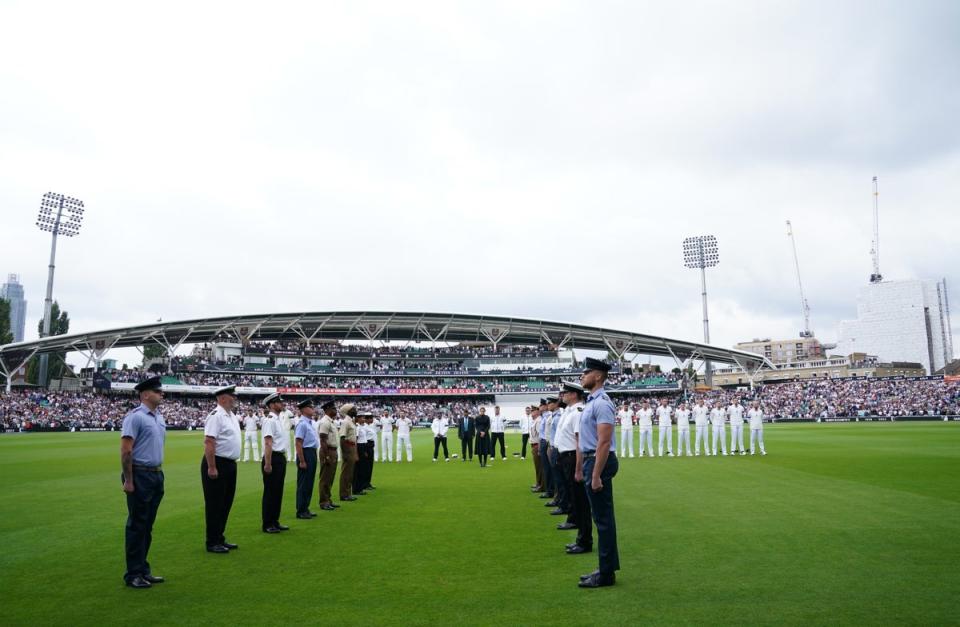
118, 376, 377, 589
526, 357, 621, 588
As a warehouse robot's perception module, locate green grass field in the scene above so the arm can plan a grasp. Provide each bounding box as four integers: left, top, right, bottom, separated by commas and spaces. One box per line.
1, 423, 958, 626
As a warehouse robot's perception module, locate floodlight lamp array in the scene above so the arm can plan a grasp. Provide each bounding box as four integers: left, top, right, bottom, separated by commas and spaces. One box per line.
36, 192, 85, 237
682, 235, 719, 269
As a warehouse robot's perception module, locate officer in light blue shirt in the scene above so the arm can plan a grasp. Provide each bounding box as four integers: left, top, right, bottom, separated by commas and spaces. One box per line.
120, 376, 167, 589
575, 357, 620, 588
295, 398, 321, 519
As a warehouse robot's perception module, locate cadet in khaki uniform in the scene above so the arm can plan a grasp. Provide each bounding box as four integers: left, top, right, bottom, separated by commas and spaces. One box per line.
338, 404, 359, 502
316, 400, 340, 511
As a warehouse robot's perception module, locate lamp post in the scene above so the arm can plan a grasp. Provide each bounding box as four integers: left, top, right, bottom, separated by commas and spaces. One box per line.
35, 192, 84, 388
682, 235, 719, 386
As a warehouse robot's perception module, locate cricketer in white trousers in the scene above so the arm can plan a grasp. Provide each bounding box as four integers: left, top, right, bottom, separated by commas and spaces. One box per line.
396, 434, 413, 462
381, 430, 394, 462
748, 407, 766, 455
711, 412, 727, 455
620, 425, 635, 458
241, 430, 259, 462
730, 423, 745, 454
675, 409, 692, 456
638, 427, 654, 456
695, 423, 709, 454
658, 424, 673, 456
750, 428, 766, 454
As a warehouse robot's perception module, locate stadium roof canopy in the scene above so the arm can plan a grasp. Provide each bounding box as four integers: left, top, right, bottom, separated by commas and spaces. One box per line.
0, 310, 768, 378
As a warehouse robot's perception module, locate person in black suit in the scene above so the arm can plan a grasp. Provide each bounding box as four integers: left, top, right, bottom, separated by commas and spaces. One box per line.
458, 412, 475, 461
475, 407, 492, 467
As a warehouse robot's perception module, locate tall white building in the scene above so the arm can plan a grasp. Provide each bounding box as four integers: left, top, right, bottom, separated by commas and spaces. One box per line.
1, 274, 27, 343
835, 279, 954, 374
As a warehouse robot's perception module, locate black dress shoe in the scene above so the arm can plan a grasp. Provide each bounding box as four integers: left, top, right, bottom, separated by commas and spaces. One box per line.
207, 544, 230, 553
276, 524, 290, 531
539, 494, 552, 499
578, 573, 615, 588
341, 496, 357, 502
566, 545, 592, 554
222, 542, 238, 550
550, 508, 565, 515
320, 504, 336, 511
545, 501, 558, 507
126, 576, 152, 589
330, 503, 341, 508
367, 485, 376, 490
263, 527, 281, 534
579, 569, 600, 581
142, 574, 165, 584
308, 511, 318, 518
556, 522, 577, 530
296, 513, 313, 519
355, 491, 368, 496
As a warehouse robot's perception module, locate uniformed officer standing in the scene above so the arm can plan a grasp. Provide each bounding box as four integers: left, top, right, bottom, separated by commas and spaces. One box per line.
120, 376, 167, 588
338, 404, 359, 502
537, 400, 553, 498
545, 396, 565, 511
576, 357, 620, 588
353, 412, 371, 495
261, 393, 291, 534
294, 398, 320, 519
361, 412, 377, 491
556, 381, 592, 554
201, 385, 242, 553
316, 400, 341, 511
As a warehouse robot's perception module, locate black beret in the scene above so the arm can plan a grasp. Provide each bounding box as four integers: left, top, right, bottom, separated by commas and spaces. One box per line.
320, 399, 337, 411
583, 357, 612, 373
134, 376, 163, 393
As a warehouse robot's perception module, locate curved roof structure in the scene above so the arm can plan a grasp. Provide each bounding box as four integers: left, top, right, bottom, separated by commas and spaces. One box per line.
0, 311, 767, 378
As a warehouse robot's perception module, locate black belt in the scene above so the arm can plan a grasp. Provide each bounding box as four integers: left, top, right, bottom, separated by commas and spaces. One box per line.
133, 464, 162, 472
559, 450, 576, 458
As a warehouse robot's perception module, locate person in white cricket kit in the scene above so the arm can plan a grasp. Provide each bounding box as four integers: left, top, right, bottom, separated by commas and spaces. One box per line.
728, 399, 746, 455
675, 402, 691, 456
710, 403, 727, 456
618, 404, 635, 458
370, 416, 380, 462
656, 398, 673, 457
748, 401, 767, 455
241, 410, 260, 462
636, 400, 654, 457
379, 410, 394, 462
395, 415, 413, 462
692, 400, 709, 456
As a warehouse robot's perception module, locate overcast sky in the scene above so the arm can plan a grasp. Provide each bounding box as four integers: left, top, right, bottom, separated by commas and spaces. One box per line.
1, 0, 958, 368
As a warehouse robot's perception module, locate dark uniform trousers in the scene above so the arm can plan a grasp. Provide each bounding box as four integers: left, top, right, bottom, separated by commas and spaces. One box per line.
549, 446, 565, 508
560, 452, 592, 549
491, 431, 506, 457
521, 433, 529, 458
317, 448, 338, 506
583, 452, 620, 575
354, 443, 373, 493
475, 433, 491, 461
539, 439, 552, 495
433, 436, 449, 459
296, 447, 318, 514
201, 456, 237, 547
532, 442, 543, 488
364, 442, 375, 488
261, 451, 287, 529
339, 444, 357, 499
123, 468, 164, 582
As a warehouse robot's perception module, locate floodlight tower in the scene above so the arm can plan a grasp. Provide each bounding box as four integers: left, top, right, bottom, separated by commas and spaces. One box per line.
682, 235, 719, 386
35, 192, 85, 387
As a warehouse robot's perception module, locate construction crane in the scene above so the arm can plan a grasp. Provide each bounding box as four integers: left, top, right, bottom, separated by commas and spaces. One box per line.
786, 220, 813, 338
869, 176, 883, 283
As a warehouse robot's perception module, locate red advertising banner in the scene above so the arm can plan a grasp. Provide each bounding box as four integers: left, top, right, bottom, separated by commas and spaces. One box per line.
277, 387, 482, 395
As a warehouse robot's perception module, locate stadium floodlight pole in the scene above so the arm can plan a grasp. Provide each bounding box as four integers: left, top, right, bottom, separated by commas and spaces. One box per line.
682, 235, 719, 387
35, 192, 85, 388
